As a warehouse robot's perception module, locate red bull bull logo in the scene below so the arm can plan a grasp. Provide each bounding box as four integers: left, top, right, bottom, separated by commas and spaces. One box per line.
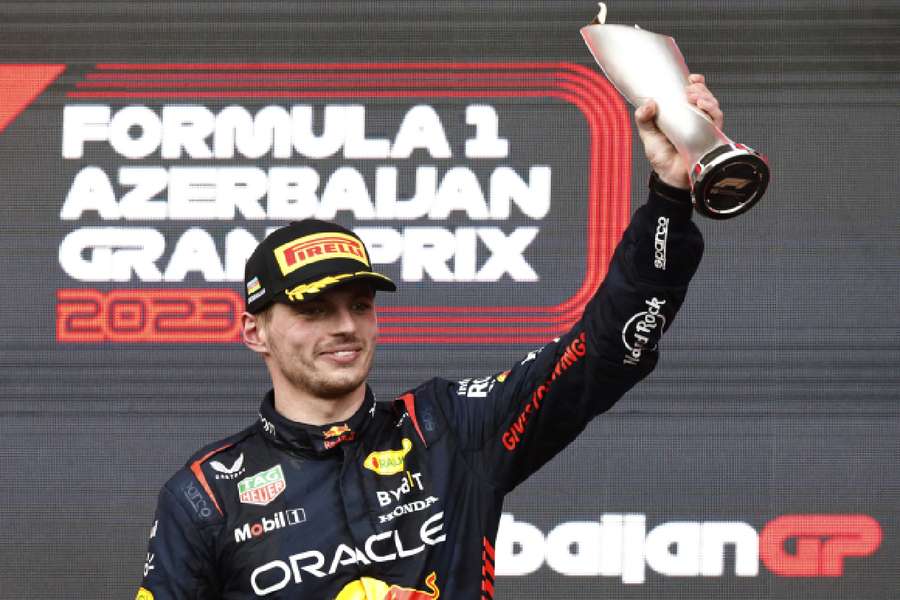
334, 571, 439, 600
323, 424, 352, 438
322, 424, 356, 449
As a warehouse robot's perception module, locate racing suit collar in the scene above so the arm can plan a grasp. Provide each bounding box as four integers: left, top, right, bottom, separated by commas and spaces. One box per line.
257, 388, 376, 454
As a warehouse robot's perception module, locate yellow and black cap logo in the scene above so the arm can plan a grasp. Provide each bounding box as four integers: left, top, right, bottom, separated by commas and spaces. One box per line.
244, 220, 396, 313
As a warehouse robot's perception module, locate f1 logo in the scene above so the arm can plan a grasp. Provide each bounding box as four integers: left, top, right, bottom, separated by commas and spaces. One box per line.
759, 514, 882, 576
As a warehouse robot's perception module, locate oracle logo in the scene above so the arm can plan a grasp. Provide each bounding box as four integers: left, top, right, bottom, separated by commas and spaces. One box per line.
759, 514, 882, 577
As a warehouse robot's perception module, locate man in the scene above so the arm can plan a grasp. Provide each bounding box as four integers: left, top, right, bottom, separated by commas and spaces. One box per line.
136, 75, 721, 599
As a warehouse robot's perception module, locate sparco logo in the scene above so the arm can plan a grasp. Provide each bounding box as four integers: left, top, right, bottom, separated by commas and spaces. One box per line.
250, 512, 446, 595
653, 216, 669, 270
234, 508, 306, 543
621, 298, 666, 366
53, 63, 631, 344
182, 481, 212, 519
496, 513, 882, 583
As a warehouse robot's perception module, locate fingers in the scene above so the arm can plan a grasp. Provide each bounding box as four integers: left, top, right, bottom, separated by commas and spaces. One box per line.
634, 99, 659, 131
685, 74, 724, 128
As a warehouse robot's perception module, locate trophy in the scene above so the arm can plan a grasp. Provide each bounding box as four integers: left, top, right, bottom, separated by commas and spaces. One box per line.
581, 3, 769, 219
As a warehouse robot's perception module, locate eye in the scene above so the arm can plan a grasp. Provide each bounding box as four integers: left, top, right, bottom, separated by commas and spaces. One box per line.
352, 299, 374, 313
296, 303, 327, 317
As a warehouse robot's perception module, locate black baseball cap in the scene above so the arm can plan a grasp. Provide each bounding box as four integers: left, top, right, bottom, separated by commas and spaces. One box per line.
244, 220, 396, 314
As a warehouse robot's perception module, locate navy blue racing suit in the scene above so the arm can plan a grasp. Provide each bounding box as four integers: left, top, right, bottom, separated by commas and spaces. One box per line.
136, 187, 704, 599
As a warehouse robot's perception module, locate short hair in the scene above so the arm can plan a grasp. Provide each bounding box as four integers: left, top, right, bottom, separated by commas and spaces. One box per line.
254, 304, 273, 330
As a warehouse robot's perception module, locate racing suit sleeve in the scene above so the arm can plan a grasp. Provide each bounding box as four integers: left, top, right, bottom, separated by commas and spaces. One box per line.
428, 188, 704, 492
136, 477, 219, 599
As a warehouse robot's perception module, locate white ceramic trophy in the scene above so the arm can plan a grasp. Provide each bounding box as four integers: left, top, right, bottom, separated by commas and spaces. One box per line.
581, 3, 769, 219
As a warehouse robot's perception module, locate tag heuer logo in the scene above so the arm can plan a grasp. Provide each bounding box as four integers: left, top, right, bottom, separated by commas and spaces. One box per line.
237, 464, 286, 506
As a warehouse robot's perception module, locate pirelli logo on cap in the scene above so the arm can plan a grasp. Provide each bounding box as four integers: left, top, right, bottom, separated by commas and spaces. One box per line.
273, 232, 369, 276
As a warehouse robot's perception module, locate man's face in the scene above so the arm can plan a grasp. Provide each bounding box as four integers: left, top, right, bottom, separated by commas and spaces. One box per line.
257, 282, 378, 400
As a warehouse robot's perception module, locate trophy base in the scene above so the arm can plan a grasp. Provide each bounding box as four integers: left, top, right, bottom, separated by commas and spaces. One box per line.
691, 144, 770, 219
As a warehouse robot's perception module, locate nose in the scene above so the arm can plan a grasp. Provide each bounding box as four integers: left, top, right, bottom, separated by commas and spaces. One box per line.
330, 304, 357, 336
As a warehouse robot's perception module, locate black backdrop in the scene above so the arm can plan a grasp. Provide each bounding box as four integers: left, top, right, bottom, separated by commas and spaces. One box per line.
0, 2, 897, 599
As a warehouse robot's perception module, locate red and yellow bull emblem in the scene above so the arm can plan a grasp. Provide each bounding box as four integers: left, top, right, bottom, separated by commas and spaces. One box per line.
274, 232, 369, 276
323, 424, 352, 438
364, 438, 413, 476
334, 571, 439, 600
322, 423, 356, 449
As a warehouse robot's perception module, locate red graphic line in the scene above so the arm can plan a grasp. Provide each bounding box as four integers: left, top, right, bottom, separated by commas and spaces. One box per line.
377, 314, 574, 323
61, 63, 629, 341
70, 88, 571, 99
63, 72, 624, 318
84, 71, 555, 81
189, 443, 234, 516
400, 393, 427, 447
0, 64, 66, 134
76, 79, 576, 89
61, 86, 608, 331
379, 324, 579, 334
378, 334, 572, 345
94, 61, 585, 71
482, 536, 496, 600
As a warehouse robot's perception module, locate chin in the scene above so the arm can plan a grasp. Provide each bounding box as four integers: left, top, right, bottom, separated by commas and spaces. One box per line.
313, 365, 370, 398
316, 378, 366, 400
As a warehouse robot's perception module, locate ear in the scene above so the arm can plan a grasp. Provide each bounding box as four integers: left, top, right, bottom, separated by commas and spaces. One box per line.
241, 311, 268, 355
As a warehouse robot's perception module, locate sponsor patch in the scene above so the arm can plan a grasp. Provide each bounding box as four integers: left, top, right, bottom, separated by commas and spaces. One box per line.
210, 453, 246, 480
621, 297, 667, 366
274, 232, 369, 276
364, 438, 413, 475
502, 332, 587, 451
334, 572, 440, 600
182, 481, 214, 519
378, 495, 439, 524
322, 423, 356, 449
653, 216, 669, 270
323, 424, 351, 438
238, 464, 287, 506
259, 413, 276, 437
376, 471, 426, 507
457, 375, 500, 398
234, 508, 306, 544
251, 513, 445, 595
143, 553, 155, 577
135, 587, 154, 600
246, 276, 262, 295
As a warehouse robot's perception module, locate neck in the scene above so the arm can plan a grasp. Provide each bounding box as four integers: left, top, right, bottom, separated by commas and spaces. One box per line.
270, 380, 367, 426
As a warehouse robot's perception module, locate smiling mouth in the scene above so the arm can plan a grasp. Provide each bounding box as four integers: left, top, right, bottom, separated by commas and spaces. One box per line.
320, 348, 363, 363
